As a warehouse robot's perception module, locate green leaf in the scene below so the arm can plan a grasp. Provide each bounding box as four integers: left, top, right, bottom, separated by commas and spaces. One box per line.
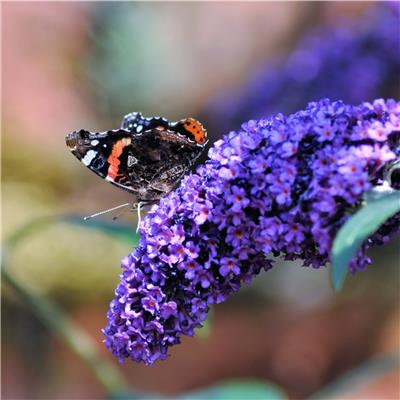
180, 380, 286, 400
363, 184, 395, 203
331, 188, 400, 291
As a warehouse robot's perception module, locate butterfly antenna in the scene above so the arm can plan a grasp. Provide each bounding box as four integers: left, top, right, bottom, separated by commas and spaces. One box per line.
83, 202, 131, 221
112, 204, 130, 221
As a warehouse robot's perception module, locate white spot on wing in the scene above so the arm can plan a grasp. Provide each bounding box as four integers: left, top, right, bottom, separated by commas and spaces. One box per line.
91, 140, 99, 146
136, 125, 143, 133
82, 150, 97, 166
128, 155, 138, 167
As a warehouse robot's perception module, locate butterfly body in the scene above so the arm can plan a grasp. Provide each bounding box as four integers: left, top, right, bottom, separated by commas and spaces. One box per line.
66, 113, 208, 205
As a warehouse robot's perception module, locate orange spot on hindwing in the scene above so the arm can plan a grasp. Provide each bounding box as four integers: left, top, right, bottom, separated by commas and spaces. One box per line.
182, 118, 207, 145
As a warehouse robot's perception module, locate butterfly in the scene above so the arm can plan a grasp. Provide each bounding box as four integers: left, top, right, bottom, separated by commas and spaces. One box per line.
66, 112, 208, 220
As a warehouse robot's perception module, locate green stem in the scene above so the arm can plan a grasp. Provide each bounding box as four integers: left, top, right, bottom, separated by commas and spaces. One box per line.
3, 268, 129, 394
2, 214, 134, 394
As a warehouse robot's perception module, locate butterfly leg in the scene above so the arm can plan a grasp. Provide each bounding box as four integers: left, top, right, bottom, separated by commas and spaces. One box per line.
130, 201, 151, 233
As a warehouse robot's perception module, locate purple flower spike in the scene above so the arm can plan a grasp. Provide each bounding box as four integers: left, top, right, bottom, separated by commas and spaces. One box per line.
104, 99, 400, 365
204, 4, 400, 135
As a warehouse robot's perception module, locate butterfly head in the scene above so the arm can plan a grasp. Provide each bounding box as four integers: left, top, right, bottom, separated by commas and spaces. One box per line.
66, 129, 109, 176
66, 129, 93, 156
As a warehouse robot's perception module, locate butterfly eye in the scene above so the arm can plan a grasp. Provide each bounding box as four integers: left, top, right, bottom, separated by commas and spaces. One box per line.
66, 135, 78, 149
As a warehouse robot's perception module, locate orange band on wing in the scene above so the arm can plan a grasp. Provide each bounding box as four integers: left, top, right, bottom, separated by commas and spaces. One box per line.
107, 137, 131, 181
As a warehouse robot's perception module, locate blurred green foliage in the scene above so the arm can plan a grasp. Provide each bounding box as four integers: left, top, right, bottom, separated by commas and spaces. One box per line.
2, 137, 74, 196
3, 180, 133, 306
180, 380, 286, 400
86, 3, 191, 122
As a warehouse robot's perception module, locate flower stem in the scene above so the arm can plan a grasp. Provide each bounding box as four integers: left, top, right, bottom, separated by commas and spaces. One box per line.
2, 267, 130, 394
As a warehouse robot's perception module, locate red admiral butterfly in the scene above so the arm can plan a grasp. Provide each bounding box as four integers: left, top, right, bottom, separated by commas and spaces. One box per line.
66, 112, 208, 218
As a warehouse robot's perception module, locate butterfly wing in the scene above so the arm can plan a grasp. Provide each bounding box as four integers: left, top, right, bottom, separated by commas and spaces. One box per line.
66, 114, 208, 202
121, 112, 170, 134
66, 128, 137, 193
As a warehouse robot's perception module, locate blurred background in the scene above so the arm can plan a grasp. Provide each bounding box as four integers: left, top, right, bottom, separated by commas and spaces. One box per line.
2, 2, 399, 399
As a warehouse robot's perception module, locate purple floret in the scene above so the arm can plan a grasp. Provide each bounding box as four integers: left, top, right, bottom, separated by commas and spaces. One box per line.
103, 99, 400, 365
